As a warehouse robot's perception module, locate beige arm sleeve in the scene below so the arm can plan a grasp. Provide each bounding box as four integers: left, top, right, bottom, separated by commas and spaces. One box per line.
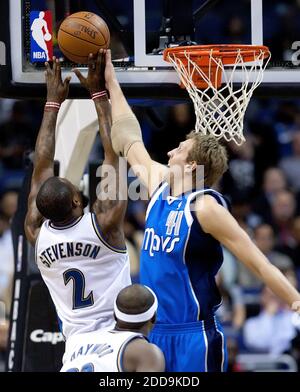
111, 113, 143, 157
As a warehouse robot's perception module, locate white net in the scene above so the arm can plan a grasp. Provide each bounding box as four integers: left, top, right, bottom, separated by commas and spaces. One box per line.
165, 47, 271, 145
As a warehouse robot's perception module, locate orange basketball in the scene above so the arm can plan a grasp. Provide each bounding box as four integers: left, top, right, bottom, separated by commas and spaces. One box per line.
57, 11, 110, 63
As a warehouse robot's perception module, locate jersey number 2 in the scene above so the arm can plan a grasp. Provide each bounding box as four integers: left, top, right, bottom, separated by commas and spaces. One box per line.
63, 268, 94, 309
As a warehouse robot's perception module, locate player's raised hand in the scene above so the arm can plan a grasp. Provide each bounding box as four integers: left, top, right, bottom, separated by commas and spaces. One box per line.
72, 49, 106, 94
104, 49, 117, 89
45, 57, 71, 103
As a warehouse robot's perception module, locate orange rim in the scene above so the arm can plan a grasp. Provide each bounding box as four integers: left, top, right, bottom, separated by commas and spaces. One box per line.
163, 44, 270, 89
163, 44, 270, 66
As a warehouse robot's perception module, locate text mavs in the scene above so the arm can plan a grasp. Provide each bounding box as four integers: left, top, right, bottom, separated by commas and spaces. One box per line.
143, 228, 180, 256
38, 242, 100, 268
142, 210, 183, 256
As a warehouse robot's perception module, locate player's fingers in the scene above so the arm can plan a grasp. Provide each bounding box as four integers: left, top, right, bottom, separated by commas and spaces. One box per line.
52, 56, 56, 73
45, 61, 52, 71
97, 49, 104, 72
55, 58, 63, 82
105, 49, 111, 64
72, 68, 85, 83
98, 49, 105, 79
88, 53, 95, 71
44, 62, 50, 74
64, 76, 71, 87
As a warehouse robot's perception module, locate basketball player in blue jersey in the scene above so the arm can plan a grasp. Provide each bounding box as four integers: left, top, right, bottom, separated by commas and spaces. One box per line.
102, 50, 300, 372
24, 52, 131, 343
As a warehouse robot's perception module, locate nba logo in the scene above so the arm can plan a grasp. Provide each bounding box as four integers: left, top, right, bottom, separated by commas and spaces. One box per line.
30, 11, 53, 62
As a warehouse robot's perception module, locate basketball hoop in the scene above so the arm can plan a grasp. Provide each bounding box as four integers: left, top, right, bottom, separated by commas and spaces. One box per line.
163, 45, 271, 145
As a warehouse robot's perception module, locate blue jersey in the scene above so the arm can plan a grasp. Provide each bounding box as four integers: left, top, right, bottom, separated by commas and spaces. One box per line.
140, 182, 228, 324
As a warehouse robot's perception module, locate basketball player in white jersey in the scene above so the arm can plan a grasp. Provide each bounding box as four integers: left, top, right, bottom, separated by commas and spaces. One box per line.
61, 284, 165, 372
24, 52, 131, 342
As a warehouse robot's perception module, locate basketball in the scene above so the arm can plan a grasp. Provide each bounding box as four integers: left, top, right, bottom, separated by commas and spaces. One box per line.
57, 11, 110, 63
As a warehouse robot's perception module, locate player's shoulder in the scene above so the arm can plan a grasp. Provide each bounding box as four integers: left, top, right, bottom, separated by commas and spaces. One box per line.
123, 337, 165, 371
195, 193, 229, 227
195, 193, 220, 212
124, 335, 148, 351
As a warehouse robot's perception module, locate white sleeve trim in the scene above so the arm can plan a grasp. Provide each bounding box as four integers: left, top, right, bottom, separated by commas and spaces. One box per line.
184, 189, 228, 227
145, 182, 168, 220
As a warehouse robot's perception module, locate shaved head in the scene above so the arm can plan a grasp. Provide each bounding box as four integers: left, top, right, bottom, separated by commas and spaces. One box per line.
36, 177, 76, 222
116, 284, 155, 315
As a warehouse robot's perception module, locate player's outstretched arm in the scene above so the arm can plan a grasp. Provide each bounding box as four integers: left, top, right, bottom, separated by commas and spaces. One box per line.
73, 50, 127, 250
24, 58, 71, 246
196, 195, 300, 309
104, 50, 169, 196
123, 339, 165, 372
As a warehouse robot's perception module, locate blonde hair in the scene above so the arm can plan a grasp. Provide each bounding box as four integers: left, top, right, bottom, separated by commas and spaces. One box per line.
186, 131, 228, 187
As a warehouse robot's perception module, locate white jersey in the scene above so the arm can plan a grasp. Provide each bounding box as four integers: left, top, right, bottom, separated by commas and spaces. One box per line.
61, 329, 145, 372
36, 212, 131, 340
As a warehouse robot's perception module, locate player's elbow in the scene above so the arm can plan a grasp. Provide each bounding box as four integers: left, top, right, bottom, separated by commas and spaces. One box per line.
111, 113, 142, 157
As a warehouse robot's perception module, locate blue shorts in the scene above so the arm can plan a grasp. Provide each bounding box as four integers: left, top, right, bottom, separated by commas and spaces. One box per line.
149, 317, 227, 372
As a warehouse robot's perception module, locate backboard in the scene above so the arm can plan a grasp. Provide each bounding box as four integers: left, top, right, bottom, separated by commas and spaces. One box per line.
0, 0, 300, 99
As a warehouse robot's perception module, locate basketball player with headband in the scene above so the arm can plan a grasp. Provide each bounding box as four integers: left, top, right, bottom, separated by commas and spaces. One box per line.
24, 53, 131, 357
102, 49, 300, 372
61, 284, 165, 372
